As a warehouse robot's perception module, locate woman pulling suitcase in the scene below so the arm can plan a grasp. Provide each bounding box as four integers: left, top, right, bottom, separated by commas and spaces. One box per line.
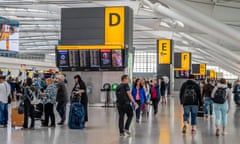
71, 75, 88, 122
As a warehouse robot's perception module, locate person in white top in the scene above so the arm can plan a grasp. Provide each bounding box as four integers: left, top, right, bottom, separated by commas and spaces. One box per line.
0, 75, 11, 127
211, 78, 231, 136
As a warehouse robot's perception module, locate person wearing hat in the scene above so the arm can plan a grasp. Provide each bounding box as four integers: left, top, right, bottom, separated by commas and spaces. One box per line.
0, 75, 11, 128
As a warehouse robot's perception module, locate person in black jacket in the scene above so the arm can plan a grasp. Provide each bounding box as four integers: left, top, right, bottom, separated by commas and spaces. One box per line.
72, 75, 88, 122
202, 79, 214, 117
160, 78, 166, 104
180, 74, 202, 134
22, 78, 35, 129
56, 74, 68, 125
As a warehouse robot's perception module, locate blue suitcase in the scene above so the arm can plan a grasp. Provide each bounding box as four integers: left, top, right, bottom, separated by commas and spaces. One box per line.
68, 102, 85, 129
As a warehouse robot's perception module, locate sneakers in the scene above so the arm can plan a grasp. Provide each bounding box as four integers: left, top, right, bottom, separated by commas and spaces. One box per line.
120, 130, 131, 137
191, 129, 197, 134
182, 125, 187, 134
124, 130, 131, 136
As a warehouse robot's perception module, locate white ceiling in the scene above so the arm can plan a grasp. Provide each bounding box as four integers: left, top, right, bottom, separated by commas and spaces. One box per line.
1, 0, 240, 75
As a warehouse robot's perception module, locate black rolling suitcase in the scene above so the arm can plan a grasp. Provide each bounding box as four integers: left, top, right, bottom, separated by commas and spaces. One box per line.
197, 106, 204, 117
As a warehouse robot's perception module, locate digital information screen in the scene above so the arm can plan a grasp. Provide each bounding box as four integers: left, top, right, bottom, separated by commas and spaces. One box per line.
174, 70, 190, 79
112, 50, 123, 67
56, 49, 125, 71
69, 50, 80, 67
101, 50, 111, 67
90, 50, 100, 67
57, 50, 69, 67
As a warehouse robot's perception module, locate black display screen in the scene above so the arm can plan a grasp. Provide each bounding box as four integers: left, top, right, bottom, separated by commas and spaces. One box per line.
174, 70, 190, 79
90, 50, 100, 68
57, 50, 69, 67
112, 50, 123, 67
69, 50, 80, 67
79, 50, 90, 67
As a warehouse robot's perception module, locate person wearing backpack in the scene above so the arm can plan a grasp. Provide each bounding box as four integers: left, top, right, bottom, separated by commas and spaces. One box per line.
116, 74, 138, 137
131, 78, 147, 123
211, 78, 231, 136
233, 80, 240, 105
202, 79, 214, 118
180, 74, 202, 134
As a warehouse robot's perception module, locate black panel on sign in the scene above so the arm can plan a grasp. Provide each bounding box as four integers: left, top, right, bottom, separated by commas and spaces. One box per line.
174, 53, 181, 68
207, 70, 210, 76
62, 29, 104, 40
62, 7, 104, 18
62, 18, 104, 29
192, 64, 200, 73
61, 7, 105, 45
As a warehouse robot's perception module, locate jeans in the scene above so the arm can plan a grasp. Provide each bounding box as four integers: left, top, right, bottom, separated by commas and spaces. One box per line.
205, 97, 213, 115
117, 104, 133, 133
23, 100, 34, 128
56, 101, 67, 122
214, 103, 228, 127
44, 103, 55, 126
0, 101, 8, 125
152, 99, 159, 115
183, 105, 198, 125
135, 101, 141, 120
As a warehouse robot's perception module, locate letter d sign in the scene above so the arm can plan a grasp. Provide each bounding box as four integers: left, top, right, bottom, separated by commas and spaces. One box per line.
109, 13, 120, 26
105, 7, 125, 46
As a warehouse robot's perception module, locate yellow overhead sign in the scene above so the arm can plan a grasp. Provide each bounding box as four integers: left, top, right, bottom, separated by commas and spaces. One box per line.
105, 7, 125, 47
158, 39, 171, 64
199, 64, 206, 75
181, 52, 190, 71
209, 70, 216, 79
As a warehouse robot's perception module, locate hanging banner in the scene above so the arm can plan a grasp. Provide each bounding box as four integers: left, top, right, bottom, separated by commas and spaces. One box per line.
181, 52, 191, 71
199, 64, 206, 75
157, 39, 172, 64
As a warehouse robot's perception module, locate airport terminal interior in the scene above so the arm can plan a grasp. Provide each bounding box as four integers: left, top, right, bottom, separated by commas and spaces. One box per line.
1, 0, 240, 144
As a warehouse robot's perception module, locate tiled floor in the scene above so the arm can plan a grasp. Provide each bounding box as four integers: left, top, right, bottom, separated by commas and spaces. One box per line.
1, 93, 240, 144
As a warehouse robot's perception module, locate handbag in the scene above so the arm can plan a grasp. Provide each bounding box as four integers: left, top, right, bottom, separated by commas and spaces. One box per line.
18, 101, 24, 114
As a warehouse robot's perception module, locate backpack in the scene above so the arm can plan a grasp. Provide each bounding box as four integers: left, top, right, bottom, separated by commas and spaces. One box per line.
213, 88, 227, 104
183, 85, 197, 105
234, 85, 240, 105
116, 84, 129, 105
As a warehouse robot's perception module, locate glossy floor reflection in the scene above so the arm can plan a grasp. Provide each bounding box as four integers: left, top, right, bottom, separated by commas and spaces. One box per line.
1, 94, 240, 144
